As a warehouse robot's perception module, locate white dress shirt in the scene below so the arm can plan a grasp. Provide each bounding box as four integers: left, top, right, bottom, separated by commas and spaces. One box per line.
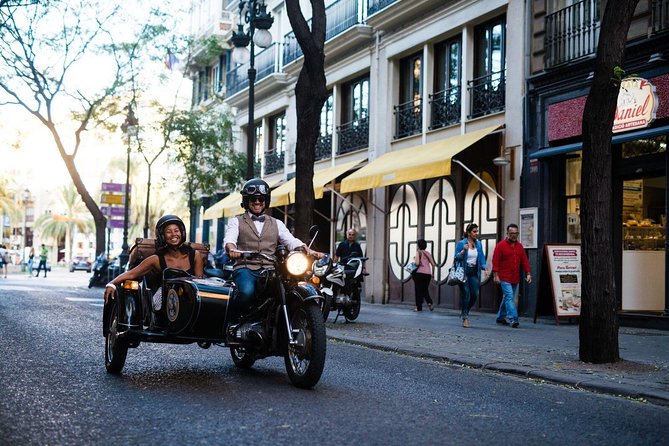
223, 213, 305, 251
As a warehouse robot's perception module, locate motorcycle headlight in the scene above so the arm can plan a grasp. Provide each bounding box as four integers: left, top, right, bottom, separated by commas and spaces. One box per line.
286, 252, 309, 276
312, 257, 331, 277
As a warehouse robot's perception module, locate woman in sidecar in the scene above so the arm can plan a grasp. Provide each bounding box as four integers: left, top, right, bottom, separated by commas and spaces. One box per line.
103, 215, 204, 303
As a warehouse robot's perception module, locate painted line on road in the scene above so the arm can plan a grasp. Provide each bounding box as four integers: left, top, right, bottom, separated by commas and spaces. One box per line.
66, 297, 103, 302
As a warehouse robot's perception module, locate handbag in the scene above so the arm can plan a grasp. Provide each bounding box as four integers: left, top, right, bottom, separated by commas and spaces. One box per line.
404, 262, 418, 275
446, 259, 466, 286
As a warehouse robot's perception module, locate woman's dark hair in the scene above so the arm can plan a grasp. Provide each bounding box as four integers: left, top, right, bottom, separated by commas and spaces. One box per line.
465, 223, 479, 235
417, 239, 427, 250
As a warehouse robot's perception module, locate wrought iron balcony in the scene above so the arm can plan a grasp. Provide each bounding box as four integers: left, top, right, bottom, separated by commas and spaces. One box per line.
368, 0, 399, 16
394, 99, 422, 139
652, 0, 669, 34
225, 64, 248, 97
544, 0, 600, 68
467, 71, 505, 119
315, 134, 333, 161
337, 117, 369, 154
264, 151, 284, 175
254, 160, 261, 178
429, 86, 461, 130
255, 43, 281, 83
283, 0, 367, 66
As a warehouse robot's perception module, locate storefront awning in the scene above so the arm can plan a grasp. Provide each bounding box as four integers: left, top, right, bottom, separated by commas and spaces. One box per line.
203, 193, 242, 220
531, 124, 669, 159
340, 124, 503, 194
269, 159, 365, 207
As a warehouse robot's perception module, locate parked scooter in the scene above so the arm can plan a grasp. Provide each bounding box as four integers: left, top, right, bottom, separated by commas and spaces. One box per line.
313, 255, 368, 323
88, 253, 109, 288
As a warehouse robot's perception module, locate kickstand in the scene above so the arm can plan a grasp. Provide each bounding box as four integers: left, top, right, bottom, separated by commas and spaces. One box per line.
334, 309, 342, 324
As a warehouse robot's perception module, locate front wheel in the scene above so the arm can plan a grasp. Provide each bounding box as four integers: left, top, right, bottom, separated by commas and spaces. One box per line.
342, 288, 361, 321
105, 303, 128, 374
284, 303, 326, 389
320, 293, 332, 322
230, 347, 255, 369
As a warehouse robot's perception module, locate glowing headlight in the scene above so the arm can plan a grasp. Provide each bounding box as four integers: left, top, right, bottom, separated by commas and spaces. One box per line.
312, 258, 331, 277
286, 252, 309, 276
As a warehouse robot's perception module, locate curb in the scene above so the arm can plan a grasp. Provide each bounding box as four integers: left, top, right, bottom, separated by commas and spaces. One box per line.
327, 334, 669, 407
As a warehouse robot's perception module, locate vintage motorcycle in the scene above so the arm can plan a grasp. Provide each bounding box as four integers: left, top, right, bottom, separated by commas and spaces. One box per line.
103, 243, 327, 389
88, 253, 110, 288
313, 255, 368, 323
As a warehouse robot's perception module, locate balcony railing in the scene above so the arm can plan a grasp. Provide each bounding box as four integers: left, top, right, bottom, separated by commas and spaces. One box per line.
337, 117, 369, 154
315, 134, 333, 161
394, 99, 422, 139
283, 0, 367, 66
429, 86, 461, 130
467, 71, 505, 119
264, 151, 285, 175
544, 0, 600, 68
368, 0, 398, 16
255, 43, 281, 83
226, 64, 248, 97
652, 0, 669, 34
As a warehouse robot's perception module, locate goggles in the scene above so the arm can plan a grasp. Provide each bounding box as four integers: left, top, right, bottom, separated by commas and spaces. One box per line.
243, 184, 268, 195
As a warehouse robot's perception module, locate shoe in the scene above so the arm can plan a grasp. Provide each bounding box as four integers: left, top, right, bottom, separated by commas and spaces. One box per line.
463, 319, 469, 328
511, 320, 519, 328
413, 308, 421, 312
496, 318, 509, 325
428, 303, 434, 311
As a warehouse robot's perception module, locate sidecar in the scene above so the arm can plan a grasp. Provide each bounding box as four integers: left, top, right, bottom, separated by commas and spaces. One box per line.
102, 239, 236, 374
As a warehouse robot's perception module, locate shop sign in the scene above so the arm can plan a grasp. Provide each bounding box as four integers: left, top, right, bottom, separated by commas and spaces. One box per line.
613, 77, 658, 133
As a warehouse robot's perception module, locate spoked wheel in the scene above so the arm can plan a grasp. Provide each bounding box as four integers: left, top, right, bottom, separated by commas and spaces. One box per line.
342, 288, 361, 322
105, 303, 128, 374
320, 294, 332, 322
230, 347, 256, 369
284, 303, 326, 388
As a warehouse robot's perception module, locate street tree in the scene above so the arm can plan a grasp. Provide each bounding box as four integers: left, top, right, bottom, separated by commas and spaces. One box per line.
166, 107, 244, 237
579, 0, 640, 363
285, 0, 329, 241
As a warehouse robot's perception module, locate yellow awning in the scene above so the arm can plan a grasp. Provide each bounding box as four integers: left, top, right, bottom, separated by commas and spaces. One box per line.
270, 159, 365, 207
203, 193, 242, 220
340, 124, 502, 193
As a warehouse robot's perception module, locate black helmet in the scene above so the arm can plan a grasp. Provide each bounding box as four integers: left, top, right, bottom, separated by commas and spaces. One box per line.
155, 214, 186, 249
240, 178, 271, 212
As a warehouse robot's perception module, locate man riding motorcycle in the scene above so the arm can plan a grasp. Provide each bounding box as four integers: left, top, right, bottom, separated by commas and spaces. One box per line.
223, 178, 323, 338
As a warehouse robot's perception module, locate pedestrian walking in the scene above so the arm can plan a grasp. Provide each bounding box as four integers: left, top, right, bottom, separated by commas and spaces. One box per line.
412, 239, 436, 312
35, 244, 49, 278
27, 247, 35, 277
454, 223, 488, 328
0, 245, 8, 278
492, 223, 531, 328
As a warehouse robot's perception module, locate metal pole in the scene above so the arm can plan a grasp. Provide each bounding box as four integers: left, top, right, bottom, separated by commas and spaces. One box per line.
119, 133, 130, 269
246, 19, 257, 180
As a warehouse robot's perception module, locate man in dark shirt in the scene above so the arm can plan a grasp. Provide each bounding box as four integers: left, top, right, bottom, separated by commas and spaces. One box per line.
335, 229, 363, 263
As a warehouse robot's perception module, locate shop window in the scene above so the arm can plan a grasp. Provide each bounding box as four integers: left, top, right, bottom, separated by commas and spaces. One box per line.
423, 178, 457, 283
388, 184, 419, 282
464, 171, 499, 274
622, 135, 667, 159
566, 155, 581, 243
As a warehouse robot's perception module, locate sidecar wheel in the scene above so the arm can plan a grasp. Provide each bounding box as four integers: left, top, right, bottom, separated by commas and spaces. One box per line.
230, 347, 255, 369
343, 289, 361, 322
105, 303, 128, 374
320, 294, 332, 322
284, 303, 326, 389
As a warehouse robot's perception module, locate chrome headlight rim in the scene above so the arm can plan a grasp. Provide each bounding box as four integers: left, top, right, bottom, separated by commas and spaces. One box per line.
286, 252, 310, 276
312, 257, 331, 277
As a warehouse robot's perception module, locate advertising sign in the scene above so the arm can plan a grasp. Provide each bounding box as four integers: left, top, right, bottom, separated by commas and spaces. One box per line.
545, 244, 581, 317
101, 193, 126, 205
101, 206, 127, 217
519, 208, 538, 249
102, 182, 131, 193
613, 77, 657, 133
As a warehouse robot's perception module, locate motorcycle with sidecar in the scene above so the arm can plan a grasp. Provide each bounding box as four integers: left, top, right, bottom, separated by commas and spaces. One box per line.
102, 239, 327, 389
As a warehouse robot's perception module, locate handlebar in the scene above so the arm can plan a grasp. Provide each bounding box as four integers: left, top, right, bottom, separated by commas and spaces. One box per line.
232, 250, 276, 263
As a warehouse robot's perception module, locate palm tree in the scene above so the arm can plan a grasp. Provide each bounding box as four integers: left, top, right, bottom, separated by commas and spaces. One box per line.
34, 185, 94, 263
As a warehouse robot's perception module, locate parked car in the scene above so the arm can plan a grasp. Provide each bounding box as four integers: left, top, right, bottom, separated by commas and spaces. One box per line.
70, 256, 92, 273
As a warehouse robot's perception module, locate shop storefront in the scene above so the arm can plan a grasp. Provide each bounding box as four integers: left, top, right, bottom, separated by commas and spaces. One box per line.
526, 73, 669, 329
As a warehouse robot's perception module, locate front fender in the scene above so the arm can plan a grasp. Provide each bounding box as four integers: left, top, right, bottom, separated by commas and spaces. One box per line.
286, 283, 322, 305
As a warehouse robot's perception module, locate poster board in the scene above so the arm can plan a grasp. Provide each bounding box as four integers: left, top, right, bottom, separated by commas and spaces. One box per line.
519, 208, 538, 249
534, 244, 581, 324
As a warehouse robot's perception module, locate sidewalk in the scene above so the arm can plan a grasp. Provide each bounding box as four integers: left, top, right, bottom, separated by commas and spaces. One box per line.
326, 302, 669, 406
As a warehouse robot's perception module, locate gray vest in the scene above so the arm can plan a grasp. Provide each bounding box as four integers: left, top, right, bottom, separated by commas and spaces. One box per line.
234, 214, 278, 270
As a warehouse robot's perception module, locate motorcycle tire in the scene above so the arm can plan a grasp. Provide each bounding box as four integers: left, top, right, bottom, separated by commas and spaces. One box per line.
230, 347, 255, 369
105, 303, 129, 374
284, 302, 326, 389
320, 293, 332, 322
343, 288, 361, 322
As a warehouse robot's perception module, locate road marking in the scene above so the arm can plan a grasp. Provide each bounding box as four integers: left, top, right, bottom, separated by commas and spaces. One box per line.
66, 297, 103, 302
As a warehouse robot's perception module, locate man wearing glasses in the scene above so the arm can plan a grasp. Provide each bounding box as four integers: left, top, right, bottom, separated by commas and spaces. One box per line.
224, 178, 318, 334
492, 223, 532, 328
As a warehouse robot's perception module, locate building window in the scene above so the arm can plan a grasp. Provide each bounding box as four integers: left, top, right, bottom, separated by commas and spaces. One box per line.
266, 113, 286, 175
468, 16, 506, 119
431, 36, 461, 130
395, 52, 422, 139
338, 75, 369, 154
545, 0, 600, 68
316, 93, 333, 161
566, 154, 581, 244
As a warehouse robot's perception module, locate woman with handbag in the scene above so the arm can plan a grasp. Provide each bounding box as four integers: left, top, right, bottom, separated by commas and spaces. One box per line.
412, 239, 436, 312
454, 223, 488, 327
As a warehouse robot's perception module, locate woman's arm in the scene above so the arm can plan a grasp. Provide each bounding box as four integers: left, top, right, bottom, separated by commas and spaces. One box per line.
414, 250, 421, 264
104, 255, 159, 303
194, 250, 204, 277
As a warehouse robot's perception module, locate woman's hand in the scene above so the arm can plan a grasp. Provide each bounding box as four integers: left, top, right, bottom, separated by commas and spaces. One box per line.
104, 283, 116, 304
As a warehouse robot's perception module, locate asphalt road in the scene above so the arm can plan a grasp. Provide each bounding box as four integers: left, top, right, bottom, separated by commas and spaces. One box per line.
0, 272, 667, 445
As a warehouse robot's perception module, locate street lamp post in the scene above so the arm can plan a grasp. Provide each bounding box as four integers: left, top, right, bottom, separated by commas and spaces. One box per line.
119, 104, 138, 270
230, 0, 274, 180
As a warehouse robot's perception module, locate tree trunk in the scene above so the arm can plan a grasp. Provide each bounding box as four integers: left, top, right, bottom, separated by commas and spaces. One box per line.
579, 0, 639, 363
144, 167, 152, 238
286, 0, 328, 242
